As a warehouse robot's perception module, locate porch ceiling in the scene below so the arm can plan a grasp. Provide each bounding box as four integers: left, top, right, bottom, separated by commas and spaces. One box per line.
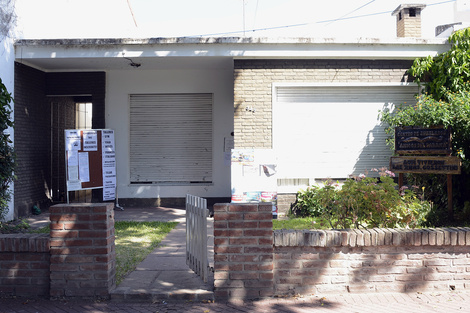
14, 36, 450, 72
15, 56, 233, 72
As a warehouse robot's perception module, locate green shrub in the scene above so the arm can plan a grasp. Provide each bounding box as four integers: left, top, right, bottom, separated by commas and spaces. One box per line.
292, 168, 432, 229
0, 78, 15, 221
380, 91, 470, 225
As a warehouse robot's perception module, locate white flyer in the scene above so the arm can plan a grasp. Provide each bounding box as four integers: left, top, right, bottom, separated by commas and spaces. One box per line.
83, 130, 98, 151
78, 152, 90, 182
65, 130, 81, 151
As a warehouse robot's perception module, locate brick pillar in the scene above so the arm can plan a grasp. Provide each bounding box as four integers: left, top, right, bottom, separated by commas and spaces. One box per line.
49, 203, 115, 298
213, 203, 274, 300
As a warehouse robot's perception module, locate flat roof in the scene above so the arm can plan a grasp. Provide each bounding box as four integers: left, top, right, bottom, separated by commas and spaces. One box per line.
14, 36, 450, 72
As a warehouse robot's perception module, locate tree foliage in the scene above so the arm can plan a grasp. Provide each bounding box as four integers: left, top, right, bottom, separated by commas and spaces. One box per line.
0, 78, 15, 221
0, 0, 16, 41
409, 28, 470, 100
381, 28, 470, 224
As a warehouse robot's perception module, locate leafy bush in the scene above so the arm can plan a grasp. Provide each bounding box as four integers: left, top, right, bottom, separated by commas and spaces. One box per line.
0, 78, 15, 221
380, 91, 470, 225
292, 168, 432, 229
409, 28, 470, 100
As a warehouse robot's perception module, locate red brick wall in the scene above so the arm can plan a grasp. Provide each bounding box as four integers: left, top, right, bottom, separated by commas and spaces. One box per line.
213, 203, 274, 300
213, 204, 470, 300
274, 228, 470, 295
0, 234, 50, 297
49, 203, 116, 298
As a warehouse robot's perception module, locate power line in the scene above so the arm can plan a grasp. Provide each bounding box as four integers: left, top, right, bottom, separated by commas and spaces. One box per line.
325, 0, 376, 26
187, 0, 456, 37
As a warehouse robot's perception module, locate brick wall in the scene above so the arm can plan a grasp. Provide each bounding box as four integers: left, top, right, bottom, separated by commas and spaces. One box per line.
213, 203, 470, 300
49, 203, 116, 298
14, 63, 49, 217
274, 228, 470, 295
0, 234, 50, 297
0, 203, 116, 299
233, 59, 412, 149
277, 194, 296, 216
13, 64, 107, 217
396, 11, 422, 38
213, 203, 274, 299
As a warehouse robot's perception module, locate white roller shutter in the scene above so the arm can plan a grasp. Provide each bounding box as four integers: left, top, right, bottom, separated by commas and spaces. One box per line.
273, 85, 418, 181
130, 93, 213, 184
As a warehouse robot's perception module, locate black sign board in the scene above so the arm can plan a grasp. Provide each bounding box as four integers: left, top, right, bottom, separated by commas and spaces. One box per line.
390, 156, 461, 175
395, 127, 451, 155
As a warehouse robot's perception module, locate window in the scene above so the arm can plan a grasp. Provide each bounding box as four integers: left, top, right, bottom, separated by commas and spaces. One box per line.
129, 93, 213, 184
75, 102, 92, 129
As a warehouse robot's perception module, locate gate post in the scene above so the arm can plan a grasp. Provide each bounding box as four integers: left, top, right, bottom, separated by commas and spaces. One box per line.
213, 203, 274, 300
49, 203, 116, 298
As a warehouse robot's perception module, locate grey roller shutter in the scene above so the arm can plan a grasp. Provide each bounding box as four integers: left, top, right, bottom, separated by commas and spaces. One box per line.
130, 93, 213, 184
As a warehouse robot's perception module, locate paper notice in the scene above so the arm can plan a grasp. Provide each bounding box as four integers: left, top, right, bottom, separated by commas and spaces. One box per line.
67, 150, 79, 167
83, 130, 98, 151
67, 180, 82, 191
65, 130, 81, 151
78, 152, 90, 182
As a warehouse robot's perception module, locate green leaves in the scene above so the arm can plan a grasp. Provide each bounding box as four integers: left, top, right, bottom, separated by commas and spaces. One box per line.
292, 172, 431, 229
0, 77, 15, 221
410, 28, 470, 100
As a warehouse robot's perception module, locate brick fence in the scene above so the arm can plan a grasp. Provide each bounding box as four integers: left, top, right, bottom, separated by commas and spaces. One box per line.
214, 203, 470, 300
0, 233, 50, 296
0, 203, 116, 298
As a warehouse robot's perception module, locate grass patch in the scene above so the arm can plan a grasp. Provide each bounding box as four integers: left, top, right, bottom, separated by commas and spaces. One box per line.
273, 217, 327, 230
114, 221, 178, 285
29, 225, 50, 234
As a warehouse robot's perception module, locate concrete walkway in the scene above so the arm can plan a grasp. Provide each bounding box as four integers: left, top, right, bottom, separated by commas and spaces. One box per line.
112, 207, 215, 302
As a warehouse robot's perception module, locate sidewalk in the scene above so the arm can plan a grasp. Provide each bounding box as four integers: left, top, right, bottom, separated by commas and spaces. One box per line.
2, 290, 470, 312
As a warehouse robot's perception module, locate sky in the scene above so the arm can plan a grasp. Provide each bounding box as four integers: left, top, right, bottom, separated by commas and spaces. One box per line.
14, 0, 464, 39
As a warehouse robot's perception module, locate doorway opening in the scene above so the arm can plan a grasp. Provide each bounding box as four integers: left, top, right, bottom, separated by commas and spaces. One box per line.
49, 97, 93, 203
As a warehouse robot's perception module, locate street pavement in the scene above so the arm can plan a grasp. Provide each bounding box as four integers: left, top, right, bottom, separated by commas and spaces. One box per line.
2, 290, 470, 312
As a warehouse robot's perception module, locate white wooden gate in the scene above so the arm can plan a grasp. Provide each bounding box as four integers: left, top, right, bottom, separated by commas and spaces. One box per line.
186, 194, 211, 282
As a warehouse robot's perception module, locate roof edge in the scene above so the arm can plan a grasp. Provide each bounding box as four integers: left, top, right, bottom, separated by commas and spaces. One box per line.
14, 36, 449, 47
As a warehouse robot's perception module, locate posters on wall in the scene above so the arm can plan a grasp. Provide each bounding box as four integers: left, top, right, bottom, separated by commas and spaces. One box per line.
65, 129, 116, 201
231, 149, 278, 218
102, 130, 116, 201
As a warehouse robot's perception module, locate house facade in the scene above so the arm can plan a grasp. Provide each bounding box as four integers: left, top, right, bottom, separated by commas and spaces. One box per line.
8, 35, 448, 217
0, 4, 456, 218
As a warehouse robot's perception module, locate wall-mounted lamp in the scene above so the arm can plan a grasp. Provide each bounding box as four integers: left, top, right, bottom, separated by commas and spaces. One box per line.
123, 56, 141, 68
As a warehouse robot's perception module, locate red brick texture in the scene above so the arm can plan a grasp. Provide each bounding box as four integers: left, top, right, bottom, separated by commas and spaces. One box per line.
0, 234, 50, 297
49, 203, 116, 298
213, 207, 470, 299
274, 228, 470, 295
214, 203, 274, 300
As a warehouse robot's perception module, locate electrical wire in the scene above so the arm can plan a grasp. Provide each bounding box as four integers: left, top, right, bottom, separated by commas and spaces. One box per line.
186, 0, 456, 37
325, 0, 376, 26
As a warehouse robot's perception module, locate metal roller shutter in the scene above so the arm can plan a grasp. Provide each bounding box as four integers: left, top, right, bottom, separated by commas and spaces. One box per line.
273, 85, 418, 181
130, 93, 213, 184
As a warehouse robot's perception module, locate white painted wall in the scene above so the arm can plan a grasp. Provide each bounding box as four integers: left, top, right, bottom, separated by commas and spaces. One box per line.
106, 64, 234, 199
0, 35, 15, 221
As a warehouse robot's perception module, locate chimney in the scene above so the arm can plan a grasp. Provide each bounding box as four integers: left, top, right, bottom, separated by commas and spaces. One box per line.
392, 4, 426, 37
